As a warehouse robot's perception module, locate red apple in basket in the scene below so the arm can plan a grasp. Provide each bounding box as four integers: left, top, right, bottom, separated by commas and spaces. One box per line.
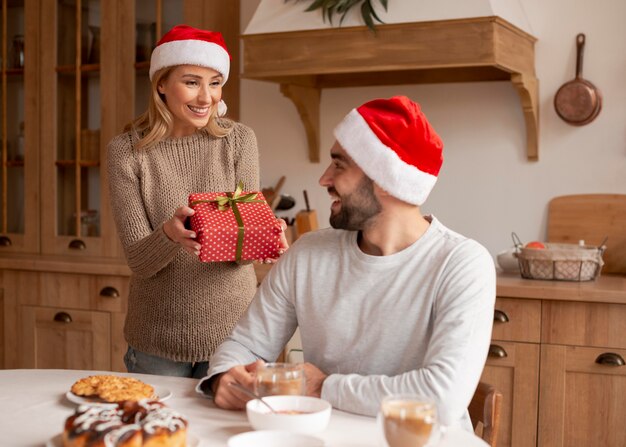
525, 241, 546, 249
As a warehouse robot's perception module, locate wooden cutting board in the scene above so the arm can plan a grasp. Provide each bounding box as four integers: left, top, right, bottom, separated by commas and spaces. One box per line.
547, 194, 626, 274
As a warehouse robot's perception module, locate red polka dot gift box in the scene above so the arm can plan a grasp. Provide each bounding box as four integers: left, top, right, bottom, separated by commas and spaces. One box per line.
188, 183, 282, 262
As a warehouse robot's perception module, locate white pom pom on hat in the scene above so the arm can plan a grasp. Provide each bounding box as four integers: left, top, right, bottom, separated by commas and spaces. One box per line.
333, 96, 444, 206
149, 24, 231, 84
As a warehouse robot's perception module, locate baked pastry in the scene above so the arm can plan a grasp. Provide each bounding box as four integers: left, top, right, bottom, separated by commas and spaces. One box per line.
62, 405, 142, 447
71, 375, 155, 403
123, 401, 188, 447
63, 401, 187, 447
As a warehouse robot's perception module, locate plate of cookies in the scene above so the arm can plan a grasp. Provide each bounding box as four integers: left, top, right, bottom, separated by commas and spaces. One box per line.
66, 374, 172, 406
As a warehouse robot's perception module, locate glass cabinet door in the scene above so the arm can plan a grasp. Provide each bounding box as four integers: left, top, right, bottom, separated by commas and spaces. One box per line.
134, 0, 182, 116
0, 0, 38, 253
40, 0, 104, 255
56, 0, 101, 239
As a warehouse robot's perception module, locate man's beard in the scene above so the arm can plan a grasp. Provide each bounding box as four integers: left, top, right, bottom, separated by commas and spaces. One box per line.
329, 176, 382, 230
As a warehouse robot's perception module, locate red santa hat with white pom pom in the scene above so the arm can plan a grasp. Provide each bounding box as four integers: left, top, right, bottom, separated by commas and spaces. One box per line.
333, 96, 444, 206
150, 25, 230, 116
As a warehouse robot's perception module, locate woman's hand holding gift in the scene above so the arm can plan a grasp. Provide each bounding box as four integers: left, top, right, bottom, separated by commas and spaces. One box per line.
163, 205, 202, 255
258, 218, 290, 264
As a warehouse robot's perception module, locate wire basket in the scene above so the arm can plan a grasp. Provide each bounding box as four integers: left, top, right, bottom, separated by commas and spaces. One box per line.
512, 233, 606, 282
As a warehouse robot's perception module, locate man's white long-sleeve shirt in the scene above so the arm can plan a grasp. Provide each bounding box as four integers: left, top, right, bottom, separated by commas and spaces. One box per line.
199, 216, 496, 430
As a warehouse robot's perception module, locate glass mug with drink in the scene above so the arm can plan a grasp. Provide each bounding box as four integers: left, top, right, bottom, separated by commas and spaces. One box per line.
379, 394, 438, 447
255, 362, 306, 397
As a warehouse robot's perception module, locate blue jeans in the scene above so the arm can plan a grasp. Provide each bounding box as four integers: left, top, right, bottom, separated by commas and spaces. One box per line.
124, 346, 209, 379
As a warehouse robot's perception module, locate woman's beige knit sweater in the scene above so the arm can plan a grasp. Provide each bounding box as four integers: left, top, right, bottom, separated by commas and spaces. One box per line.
107, 121, 259, 362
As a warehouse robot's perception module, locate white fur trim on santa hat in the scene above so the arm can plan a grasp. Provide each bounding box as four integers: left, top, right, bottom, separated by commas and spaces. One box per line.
334, 109, 437, 206
149, 39, 230, 83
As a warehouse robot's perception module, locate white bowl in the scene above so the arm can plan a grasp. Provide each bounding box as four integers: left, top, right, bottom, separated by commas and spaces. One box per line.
497, 248, 520, 273
228, 430, 324, 447
246, 395, 332, 434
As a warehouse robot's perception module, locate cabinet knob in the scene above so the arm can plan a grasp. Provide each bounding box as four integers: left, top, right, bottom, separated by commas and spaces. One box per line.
99, 286, 120, 298
595, 352, 625, 366
488, 344, 508, 358
69, 239, 86, 250
0, 236, 12, 246
53, 312, 72, 324
494, 309, 510, 323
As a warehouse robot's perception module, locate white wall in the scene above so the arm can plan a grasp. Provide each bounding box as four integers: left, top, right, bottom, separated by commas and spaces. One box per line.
239, 0, 626, 258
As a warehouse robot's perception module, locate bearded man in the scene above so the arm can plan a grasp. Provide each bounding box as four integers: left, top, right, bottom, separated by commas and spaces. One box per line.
197, 96, 496, 431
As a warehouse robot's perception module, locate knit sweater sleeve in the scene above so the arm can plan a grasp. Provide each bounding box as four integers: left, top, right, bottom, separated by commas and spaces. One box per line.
107, 134, 180, 278
230, 122, 260, 191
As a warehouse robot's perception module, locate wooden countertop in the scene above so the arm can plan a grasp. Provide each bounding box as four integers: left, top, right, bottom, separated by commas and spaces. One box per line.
0, 254, 131, 276
497, 272, 626, 304
257, 267, 626, 304
0, 254, 273, 284
2, 254, 624, 305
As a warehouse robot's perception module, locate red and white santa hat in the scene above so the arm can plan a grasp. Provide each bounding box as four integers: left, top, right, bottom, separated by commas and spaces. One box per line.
333, 96, 444, 206
149, 25, 231, 83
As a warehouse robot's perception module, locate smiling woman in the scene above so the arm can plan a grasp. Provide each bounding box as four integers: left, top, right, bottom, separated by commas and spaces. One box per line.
157, 66, 224, 137
105, 25, 272, 380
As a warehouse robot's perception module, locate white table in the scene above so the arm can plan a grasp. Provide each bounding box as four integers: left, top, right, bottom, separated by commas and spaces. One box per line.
0, 369, 488, 447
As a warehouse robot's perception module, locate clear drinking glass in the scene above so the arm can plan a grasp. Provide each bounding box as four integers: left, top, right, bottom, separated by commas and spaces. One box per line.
255, 362, 306, 397
378, 394, 438, 447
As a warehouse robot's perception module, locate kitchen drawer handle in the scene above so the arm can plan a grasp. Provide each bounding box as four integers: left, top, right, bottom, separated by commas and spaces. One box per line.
53, 312, 72, 324
100, 286, 120, 298
68, 239, 86, 250
595, 352, 625, 366
494, 309, 509, 323
0, 235, 12, 246
488, 344, 508, 358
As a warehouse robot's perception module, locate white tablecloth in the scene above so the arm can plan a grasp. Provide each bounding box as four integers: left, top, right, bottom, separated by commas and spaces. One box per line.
0, 369, 488, 447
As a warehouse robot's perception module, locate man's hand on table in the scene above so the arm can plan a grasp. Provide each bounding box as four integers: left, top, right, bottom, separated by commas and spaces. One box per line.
213, 360, 263, 410
302, 362, 328, 398
212, 360, 329, 409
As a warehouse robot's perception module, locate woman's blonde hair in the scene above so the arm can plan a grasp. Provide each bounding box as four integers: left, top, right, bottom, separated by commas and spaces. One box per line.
126, 66, 231, 149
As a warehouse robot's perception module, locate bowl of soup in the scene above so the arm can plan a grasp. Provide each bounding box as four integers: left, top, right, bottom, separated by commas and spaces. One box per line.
246, 395, 332, 434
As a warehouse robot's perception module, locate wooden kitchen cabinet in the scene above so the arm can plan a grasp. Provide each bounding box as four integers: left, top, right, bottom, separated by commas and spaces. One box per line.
538, 345, 626, 447
482, 298, 541, 447
20, 305, 111, 370
538, 301, 626, 447
3, 269, 128, 371
0, 0, 39, 254
489, 275, 626, 447
0, 1, 240, 371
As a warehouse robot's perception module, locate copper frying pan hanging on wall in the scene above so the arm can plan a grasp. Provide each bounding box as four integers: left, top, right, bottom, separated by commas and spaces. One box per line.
554, 33, 602, 126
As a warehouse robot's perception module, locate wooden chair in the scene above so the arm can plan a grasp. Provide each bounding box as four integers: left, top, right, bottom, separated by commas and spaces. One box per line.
468, 381, 503, 447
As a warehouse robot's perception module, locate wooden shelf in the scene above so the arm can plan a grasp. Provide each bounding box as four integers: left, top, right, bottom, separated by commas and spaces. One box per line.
242, 16, 539, 162
3, 68, 25, 76
5, 160, 25, 167
56, 64, 101, 74
55, 160, 100, 167
134, 60, 150, 70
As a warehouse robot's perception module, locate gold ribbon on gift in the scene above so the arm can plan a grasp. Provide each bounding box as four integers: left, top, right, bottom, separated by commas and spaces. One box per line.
190, 181, 266, 261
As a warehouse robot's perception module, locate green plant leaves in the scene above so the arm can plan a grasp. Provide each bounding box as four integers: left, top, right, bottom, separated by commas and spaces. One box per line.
286, 0, 387, 30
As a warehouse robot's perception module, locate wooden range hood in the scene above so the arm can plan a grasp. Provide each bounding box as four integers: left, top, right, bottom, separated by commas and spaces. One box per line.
242, 16, 538, 162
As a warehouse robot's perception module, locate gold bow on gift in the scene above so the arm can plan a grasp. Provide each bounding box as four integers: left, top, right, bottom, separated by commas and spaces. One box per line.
190, 181, 267, 261
190, 181, 265, 210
